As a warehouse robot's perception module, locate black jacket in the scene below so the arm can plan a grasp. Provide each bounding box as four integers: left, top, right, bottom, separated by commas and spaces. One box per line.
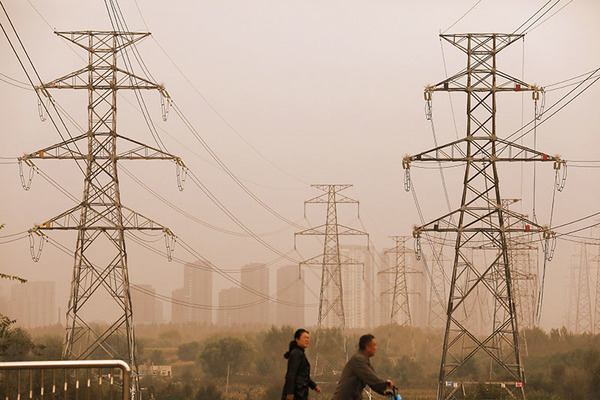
281, 346, 316, 400
332, 352, 388, 400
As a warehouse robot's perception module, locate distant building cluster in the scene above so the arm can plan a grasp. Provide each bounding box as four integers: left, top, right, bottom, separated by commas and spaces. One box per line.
0, 244, 432, 330
1, 281, 57, 328
156, 243, 430, 329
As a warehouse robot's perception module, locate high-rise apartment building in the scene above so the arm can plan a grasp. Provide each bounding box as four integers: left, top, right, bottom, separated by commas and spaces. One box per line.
171, 288, 186, 324
240, 263, 269, 325
184, 261, 213, 324
171, 260, 213, 324
217, 287, 244, 326
276, 265, 304, 327
337, 245, 375, 328
9, 281, 56, 328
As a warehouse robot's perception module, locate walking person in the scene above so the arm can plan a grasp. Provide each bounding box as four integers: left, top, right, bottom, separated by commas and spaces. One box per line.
332, 334, 394, 400
282, 329, 321, 400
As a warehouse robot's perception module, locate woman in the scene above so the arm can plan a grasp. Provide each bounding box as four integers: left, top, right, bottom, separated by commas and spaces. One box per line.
282, 329, 321, 400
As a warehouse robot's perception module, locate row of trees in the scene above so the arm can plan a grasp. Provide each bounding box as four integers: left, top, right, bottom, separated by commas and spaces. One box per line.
136, 325, 600, 400
2, 321, 600, 399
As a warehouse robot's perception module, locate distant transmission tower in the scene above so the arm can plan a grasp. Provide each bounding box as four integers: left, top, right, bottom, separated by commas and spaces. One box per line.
569, 243, 593, 334
504, 199, 539, 352
379, 236, 412, 327
379, 236, 415, 354
20, 31, 183, 396
403, 33, 563, 400
593, 227, 600, 334
295, 184, 367, 372
426, 232, 449, 331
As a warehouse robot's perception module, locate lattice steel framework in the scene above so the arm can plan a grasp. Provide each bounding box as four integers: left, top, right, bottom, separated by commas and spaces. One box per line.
295, 184, 367, 370
426, 232, 449, 331
20, 31, 183, 397
593, 227, 600, 335
504, 200, 539, 336
379, 236, 412, 327
403, 34, 562, 400
569, 243, 593, 334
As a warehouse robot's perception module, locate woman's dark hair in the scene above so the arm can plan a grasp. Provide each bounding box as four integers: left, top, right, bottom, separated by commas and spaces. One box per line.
283, 328, 310, 359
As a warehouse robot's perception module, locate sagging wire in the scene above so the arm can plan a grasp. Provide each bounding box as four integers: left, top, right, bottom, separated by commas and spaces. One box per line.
163, 230, 176, 262
424, 91, 432, 121
175, 160, 187, 191
402, 157, 411, 192
159, 87, 172, 122
554, 159, 567, 192
533, 90, 546, 120
543, 230, 556, 262
28, 231, 47, 262
413, 230, 422, 261
18, 159, 37, 190
36, 87, 50, 122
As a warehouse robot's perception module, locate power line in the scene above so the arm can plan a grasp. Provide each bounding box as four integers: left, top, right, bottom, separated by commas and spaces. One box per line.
44, 233, 314, 310
527, 0, 573, 34
442, 0, 484, 34
133, 0, 309, 187
120, 164, 297, 238
172, 101, 307, 230
0, 1, 86, 177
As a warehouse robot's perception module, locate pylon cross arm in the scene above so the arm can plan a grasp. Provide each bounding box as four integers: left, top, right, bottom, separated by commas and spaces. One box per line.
39, 65, 161, 91
300, 253, 363, 266
20, 133, 88, 160
19, 134, 185, 164
406, 137, 559, 165
116, 135, 185, 164
295, 224, 367, 237
28, 204, 175, 234
55, 31, 151, 52
426, 69, 541, 94
413, 208, 552, 236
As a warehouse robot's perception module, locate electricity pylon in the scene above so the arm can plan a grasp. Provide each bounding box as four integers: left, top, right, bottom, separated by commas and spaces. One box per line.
379, 236, 415, 355
569, 243, 593, 334
295, 184, 368, 372
426, 231, 449, 331
403, 33, 563, 400
593, 227, 600, 334
19, 31, 184, 397
503, 199, 538, 353
379, 236, 412, 327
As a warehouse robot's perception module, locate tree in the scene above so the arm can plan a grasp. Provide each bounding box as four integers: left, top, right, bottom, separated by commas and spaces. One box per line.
195, 383, 223, 400
255, 325, 293, 378
198, 336, 255, 377
178, 341, 201, 361
149, 349, 166, 365
0, 318, 35, 361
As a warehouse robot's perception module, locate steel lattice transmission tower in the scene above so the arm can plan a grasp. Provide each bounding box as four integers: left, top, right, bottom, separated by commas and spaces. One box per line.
568, 243, 593, 334
403, 33, 563, 400
504, 200, 539, 345
295, 184, 367, 371
426, 232, 449, 332
593, 227, 600, 335
20, 31, 183, 396
379, 236, 412, 328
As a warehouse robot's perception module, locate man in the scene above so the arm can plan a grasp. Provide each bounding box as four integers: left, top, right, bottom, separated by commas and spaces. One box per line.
332, 334, 394, 400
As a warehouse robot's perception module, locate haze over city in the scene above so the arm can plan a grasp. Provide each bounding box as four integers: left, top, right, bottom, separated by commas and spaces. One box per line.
1, 0, 599, 334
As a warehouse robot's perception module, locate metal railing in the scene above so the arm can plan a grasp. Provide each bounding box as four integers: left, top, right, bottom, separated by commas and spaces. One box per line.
0, 360, 131, 400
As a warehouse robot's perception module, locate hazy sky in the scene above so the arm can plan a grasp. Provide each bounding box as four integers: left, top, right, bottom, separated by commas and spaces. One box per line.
1, 0, 599, 330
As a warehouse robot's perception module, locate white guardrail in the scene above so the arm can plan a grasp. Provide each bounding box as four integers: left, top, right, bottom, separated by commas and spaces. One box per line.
0, 360, 131, 400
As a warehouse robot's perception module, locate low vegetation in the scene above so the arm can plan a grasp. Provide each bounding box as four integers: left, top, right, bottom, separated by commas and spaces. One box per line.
1, 321, 600, 399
